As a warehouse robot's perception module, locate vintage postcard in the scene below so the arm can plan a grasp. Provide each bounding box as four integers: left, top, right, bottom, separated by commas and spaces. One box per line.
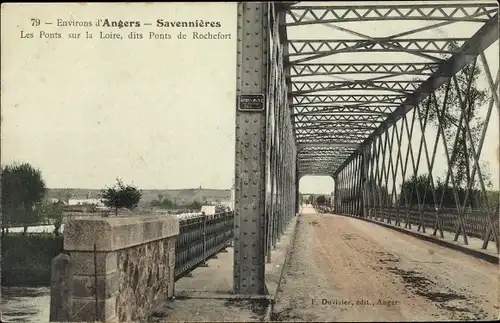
1, 2, 499, 322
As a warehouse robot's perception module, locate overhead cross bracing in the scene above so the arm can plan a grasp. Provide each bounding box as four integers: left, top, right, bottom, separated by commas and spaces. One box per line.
285, 1, 499, 177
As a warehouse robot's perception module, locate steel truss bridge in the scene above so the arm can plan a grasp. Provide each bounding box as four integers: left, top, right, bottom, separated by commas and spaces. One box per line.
234, 1, 499, 295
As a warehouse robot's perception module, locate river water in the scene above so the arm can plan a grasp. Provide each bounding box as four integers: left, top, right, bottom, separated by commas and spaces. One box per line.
2, 224, 55, 322
1, 287, 50, 323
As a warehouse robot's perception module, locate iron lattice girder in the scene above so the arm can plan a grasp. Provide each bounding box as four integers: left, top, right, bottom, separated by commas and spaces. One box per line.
297, 141, 358, 149
297, 161, 342, 168
299, 157, 349, 161
298, 152, 350, 158
299, 169, 337, 175
287, 39, 468, 57
298, 162, 340, 166
291, 80, 422, 94
299, 158, 351, 162
296, 123, 378, 131
297, 135, 368, 141
292, 94, 406, 105
299, 155, 353, 160
297, 142, 360, 150
296, 131, 370, 136
290, 63, 440, 76
299, 161, 342, 166
286, 4, 498, 25
298, 145, 357, 150
297, 159, 352, 166
333, 13, 499, 176
299, 166, 342, 171
298, 139, 365, 144
298, 165, 339, 171
294, 114, 387, 122
296, 128, 373, 134
293, 106, 395, 114
298, 159, 346, 163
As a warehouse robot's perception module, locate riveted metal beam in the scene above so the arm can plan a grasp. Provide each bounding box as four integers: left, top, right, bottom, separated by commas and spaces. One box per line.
234, 2, 268, 295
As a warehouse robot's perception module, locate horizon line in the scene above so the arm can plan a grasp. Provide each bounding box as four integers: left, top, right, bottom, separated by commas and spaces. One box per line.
46, 187, 232, 191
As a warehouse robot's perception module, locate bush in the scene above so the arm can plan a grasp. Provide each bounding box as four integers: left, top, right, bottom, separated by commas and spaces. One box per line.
1, 233, 64, 286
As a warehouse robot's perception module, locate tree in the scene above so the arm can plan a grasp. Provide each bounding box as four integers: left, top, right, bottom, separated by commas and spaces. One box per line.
426, 40, 491, 207
1, 162, 46, 234
151, 196, 175, 209
398, 174, 484, 209
316, 195, 326, 205
399, 174, 433, 207
188, 200, 202, 210
100, 178, 142, 215
39, 201, 65, 236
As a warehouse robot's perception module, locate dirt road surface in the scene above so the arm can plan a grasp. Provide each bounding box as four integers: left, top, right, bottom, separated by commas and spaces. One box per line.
272, 207, 499, 322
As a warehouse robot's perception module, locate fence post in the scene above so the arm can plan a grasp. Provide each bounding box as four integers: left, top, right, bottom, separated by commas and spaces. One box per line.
49, 253, 73, 322
220, 211, 229, 253
202, 212, 207, 264
224, 211, 229, 247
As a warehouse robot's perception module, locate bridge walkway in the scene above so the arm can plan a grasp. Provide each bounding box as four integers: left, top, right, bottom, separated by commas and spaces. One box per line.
149, 217, 297, 322
272, 207, 498, 322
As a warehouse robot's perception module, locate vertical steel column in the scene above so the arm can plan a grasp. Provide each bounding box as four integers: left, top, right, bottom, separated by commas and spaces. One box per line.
350, 163, 354, 214
339, 171, 342, 213
276, 142, 282, 242
355, 157, 360, 216
295, 170, 300, 213
362, 148, 368, 218
340, 170, 345, 214
266, 7, 278, 263
358, 156, 363, 216
234, 2, 268, 295
333, 176, 338, 213
349, 164, 352, 215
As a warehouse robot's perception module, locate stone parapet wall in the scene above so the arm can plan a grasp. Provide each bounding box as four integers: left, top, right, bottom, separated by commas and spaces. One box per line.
50, 214, 179, 323
115, 236, 176, 322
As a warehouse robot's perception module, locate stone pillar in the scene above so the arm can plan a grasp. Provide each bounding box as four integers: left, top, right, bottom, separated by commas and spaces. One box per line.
50, 253, 73, 322
56, 214, 179, 322
168, 236, 176, 298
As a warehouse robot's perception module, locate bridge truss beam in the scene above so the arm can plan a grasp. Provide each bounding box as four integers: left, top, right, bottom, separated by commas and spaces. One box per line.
284, 2, 499, 254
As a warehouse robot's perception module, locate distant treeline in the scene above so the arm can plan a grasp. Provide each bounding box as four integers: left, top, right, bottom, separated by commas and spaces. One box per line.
340, 175, 499, 209
45, 188, 231, 204
150, 195, 204, 210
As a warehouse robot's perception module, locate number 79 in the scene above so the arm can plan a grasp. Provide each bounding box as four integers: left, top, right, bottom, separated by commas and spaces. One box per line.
31, 18, 40, 26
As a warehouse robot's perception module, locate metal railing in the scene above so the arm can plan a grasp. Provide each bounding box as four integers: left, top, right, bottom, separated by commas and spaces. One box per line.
364, 206, 499, 242
174, 211, 234, 280
317, 205, 499, 245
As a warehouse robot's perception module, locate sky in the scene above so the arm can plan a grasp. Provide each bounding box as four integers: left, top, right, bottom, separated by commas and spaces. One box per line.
1, 2, 498, 195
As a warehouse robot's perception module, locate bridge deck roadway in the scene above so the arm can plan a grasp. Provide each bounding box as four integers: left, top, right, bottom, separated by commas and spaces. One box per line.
272, 207, 499, 322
